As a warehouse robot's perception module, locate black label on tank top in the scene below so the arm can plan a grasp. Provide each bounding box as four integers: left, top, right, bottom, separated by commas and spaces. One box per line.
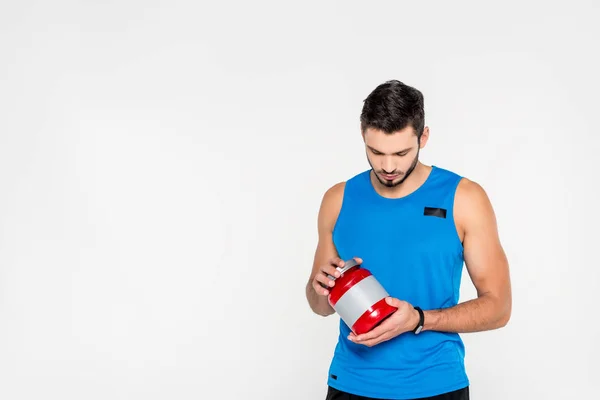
424, 207, 447, 218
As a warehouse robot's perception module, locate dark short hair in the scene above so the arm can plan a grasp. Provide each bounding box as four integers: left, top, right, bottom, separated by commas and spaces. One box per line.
360, 80, 425, 138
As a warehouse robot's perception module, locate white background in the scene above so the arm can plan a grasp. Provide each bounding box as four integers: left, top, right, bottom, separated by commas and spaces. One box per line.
1, 1, 598, 399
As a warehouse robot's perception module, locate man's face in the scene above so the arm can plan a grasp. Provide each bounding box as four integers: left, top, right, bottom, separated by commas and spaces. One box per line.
362, 126, 428, 188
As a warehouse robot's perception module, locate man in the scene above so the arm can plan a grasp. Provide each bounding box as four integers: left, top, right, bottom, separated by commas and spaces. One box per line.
305, 80, 512, 400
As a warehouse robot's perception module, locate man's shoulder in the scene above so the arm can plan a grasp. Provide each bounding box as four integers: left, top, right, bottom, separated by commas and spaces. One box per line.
456, 177, 487, 201
454, 176, 494, 226
431, 165, 463, 180
323, 181, 346, 202
431, 165, 483, 194
322, 170, 369, 200
318, 182, 345, 232
319, 170, 369, 222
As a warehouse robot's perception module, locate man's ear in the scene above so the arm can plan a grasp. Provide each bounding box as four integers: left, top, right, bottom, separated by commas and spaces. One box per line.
419, 126, 430, 148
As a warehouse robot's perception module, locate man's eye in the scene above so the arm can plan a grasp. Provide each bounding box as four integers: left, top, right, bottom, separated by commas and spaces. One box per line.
397, 152, 408, 156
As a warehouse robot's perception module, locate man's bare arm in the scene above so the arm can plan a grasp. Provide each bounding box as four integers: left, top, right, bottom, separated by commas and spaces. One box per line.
422, 179, 512, 333
305, 182, 345, 317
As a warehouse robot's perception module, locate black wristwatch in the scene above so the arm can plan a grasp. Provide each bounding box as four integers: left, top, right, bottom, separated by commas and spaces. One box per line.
413, 306, 424, 334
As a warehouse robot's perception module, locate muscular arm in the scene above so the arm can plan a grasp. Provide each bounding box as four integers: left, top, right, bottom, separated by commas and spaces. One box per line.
422, 179, 512, 333
305, 182, 345, 317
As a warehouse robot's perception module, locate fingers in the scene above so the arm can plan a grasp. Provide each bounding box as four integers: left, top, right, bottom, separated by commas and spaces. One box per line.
329, 257, 346, 270
314, 271, 335, 292
352, 333, 392, 347
312, 263, 340, 296
312, 276, 331, 296
385, 296, 401, 307
351, 322, 389, 342
334, 257, 363, 267
325, 260, 344, 277
349, 328, 390, 347
312, 257, 363, 296
348, 311, 396, 346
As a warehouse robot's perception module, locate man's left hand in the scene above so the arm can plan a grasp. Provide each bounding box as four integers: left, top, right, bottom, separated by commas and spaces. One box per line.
348, 297, 420, 347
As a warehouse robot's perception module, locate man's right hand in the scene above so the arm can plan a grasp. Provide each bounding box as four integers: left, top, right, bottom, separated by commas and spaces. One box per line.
312, 257, 363, 296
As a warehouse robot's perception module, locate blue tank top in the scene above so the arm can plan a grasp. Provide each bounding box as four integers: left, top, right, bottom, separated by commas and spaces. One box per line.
328, 165, 469, 399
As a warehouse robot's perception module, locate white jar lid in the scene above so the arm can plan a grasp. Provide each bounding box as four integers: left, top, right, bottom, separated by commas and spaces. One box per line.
336, 258, 359, 276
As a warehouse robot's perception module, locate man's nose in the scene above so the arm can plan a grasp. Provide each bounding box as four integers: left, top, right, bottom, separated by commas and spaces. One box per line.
382, 156, 395, 173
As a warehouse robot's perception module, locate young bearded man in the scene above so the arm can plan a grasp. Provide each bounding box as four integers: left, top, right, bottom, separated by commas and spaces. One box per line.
306, 80, 512, 400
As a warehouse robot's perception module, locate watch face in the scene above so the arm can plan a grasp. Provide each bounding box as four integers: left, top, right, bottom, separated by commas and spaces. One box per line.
415, 326, 423, 334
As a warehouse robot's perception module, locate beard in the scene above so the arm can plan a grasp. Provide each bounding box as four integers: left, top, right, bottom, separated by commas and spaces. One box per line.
367, 148, 420, 188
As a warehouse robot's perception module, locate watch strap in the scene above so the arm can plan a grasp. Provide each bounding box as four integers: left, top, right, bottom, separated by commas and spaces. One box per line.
413, 306, 424, 334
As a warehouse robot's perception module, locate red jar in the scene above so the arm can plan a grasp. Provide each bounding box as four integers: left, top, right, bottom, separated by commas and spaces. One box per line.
327, 259, 397, 334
